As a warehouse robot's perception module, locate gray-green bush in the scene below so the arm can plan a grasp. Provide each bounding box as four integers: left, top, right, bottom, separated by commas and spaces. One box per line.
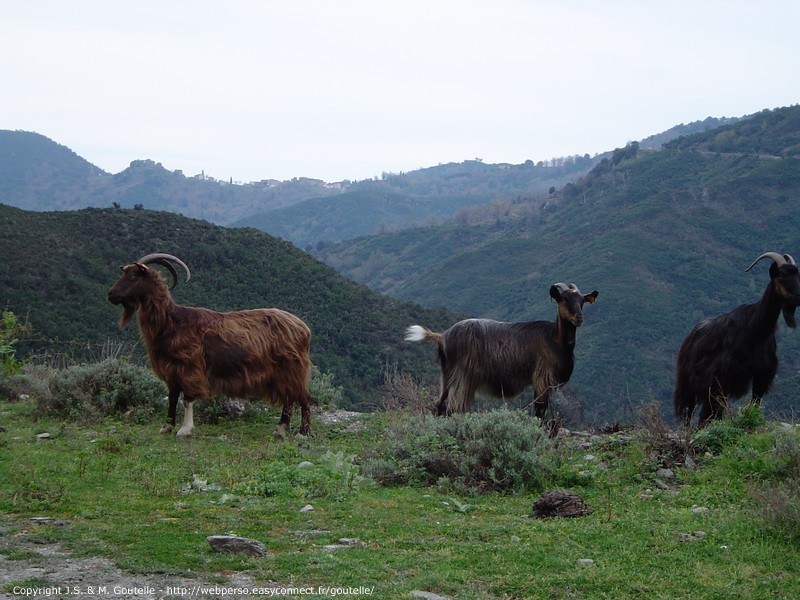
30, 358, 167, 421
362, 409, 555, 494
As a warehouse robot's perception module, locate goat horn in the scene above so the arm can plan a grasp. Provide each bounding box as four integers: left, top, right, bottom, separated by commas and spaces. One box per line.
136, 253, 191, 288
553, 282, 580, 294
745, 252, 796, 272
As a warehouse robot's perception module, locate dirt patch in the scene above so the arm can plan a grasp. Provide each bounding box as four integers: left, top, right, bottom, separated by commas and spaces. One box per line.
0, 520, 268, 599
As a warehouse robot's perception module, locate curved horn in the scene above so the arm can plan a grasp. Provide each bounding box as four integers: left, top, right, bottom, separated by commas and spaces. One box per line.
553, 282, 580, 294
745, 252, 797, 272
136, 253, 191, 288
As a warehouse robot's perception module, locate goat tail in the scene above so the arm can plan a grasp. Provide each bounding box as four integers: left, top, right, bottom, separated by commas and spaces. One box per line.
405, 325, 442, 345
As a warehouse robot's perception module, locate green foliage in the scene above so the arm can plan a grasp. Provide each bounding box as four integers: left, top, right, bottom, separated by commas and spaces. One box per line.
27, 358, 167, 422
307, 364, 344, 409
691, 404, 768, 455
0, 310, 29, 377
731, 402, 767, 430
691, 418, 743, 455
235, 450, 366, 501
362, 409, 555, 493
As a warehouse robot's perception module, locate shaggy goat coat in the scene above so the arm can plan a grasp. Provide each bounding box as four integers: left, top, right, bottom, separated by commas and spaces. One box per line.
407, 283, 598, 419
673, 253, 800, 426
109, 255, 312, 436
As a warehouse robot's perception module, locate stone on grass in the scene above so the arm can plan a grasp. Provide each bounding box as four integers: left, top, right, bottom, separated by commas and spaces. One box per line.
206, 535, 268, 558
410, 591, 452, 600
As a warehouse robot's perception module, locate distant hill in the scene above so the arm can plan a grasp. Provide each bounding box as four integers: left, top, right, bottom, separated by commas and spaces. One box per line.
232, 158, 600, 248
316, 105, 800, 423
0, 205, 456, 409
1, 116, 740, 247
0, 130, 343, 224
0, 131, 106, 210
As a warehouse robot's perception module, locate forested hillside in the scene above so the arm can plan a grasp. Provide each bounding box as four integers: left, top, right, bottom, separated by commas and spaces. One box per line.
233, 157, 600, 248
317, 106, 800, 422
0, 205, 456, 408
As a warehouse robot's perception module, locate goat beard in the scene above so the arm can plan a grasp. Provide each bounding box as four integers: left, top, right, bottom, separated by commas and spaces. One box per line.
119, 302, 137, 328
783, 305, 797, 329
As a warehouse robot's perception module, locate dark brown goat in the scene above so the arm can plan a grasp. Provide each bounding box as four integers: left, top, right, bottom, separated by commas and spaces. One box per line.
108, 253, 312, 437
406, 283, 598, 419
674, 252, 800, 426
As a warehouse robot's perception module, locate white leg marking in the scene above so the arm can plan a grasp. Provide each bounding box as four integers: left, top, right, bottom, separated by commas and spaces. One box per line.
176, 400, 195, 438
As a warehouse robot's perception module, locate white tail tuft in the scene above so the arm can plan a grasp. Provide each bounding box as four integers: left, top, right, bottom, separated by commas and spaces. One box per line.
404, 325, 428, 342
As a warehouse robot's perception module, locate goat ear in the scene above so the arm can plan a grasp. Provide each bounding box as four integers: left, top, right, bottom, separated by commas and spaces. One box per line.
549, 285, 562, 302
584, 291, 599, 304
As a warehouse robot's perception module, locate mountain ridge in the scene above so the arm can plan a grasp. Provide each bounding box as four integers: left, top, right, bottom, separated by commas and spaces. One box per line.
0, 114, 742, 244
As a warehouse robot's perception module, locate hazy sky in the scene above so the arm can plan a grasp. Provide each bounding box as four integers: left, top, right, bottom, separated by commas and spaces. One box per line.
2, 0, 798, 183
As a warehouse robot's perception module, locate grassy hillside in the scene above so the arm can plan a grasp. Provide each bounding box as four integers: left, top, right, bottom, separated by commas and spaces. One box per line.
0, 205, 456, 408
1, 396, 798, 598
316, 106, 800, 423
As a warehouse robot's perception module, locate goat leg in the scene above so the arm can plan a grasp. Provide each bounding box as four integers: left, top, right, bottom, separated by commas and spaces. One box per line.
299, 392, 311, 436
160, 389, 181, 435
176, 397, 195, 438
274, 395, 293, 438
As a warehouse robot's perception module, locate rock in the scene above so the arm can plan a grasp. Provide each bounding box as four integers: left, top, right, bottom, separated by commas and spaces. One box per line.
30, 517, 56, 524
678, 531, 707, 543
223, 399, 247, 417
298, 461, 314, 468
691, 506, 710, 514
206, 535, 268, 558
35, 432, 52, 440
531, 490, 592, 519
300, 504, 315, 513
322, 538, 363, 551
577, 558, 595, 566
410, 592, 452, 600
183, 475, 221, 493
337, 538, 360, 546
655, 468, 675, 480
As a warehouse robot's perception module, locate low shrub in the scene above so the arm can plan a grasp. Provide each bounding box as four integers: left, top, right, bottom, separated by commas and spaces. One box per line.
307, 365, 345, 409
362, 409, 555, 494
30, 358, 167, 422
750, 428, 800, 540
380, 364, 435, 413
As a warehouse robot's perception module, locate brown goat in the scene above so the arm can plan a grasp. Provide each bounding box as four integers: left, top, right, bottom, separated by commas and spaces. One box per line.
108, 253, 312, 437
406, 282, 598, 419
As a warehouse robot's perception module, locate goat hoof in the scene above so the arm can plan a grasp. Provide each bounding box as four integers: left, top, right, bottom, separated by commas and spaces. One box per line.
176, 427, 194, 438
160, 424, 174, 435
272, 425, 289, 439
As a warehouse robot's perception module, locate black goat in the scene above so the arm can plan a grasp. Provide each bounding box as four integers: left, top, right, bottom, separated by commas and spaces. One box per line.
405, 283, 598, 419
674, 251, 800, 426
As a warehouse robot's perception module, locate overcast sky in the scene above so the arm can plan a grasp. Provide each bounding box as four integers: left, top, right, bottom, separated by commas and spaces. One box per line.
2, 0, 798, 183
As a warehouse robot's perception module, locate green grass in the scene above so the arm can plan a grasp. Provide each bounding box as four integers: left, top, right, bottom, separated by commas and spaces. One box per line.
1, 398, 798, 599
